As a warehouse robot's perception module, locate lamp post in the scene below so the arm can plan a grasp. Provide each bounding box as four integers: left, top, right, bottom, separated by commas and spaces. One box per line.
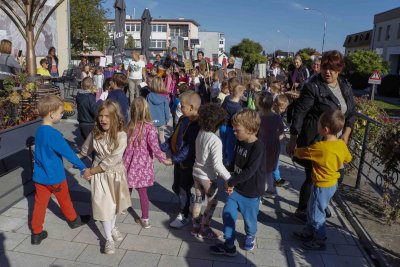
277, 29, 291, 57
304, 7, 327, 53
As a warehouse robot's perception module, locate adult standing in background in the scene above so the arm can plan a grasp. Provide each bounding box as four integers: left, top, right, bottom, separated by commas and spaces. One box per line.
286, 50, 356, 222
306, 58, 321, 82
46, 47, 59, 77
127, 52, 146, 102
0, 39, 21, 89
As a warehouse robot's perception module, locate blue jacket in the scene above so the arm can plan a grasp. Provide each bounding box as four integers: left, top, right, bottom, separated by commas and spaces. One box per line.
221, 96, 242, 126
147, 92, 170, 127
161, 116, 199, 167
107, 89, 129, 123
33, 125, 86, 185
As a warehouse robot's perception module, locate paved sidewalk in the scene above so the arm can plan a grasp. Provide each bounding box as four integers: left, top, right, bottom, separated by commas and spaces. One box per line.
0, 119, 373, 267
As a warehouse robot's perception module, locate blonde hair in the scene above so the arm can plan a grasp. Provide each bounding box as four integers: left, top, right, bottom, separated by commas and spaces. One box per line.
132, 52, 140, 61
232, 85, 245, 97
127, 97, 152, 146
274, 94, 289, 108
150, 76, 167, 93
232, 109, 261, 135
269, 82, 282, 95
93, 100, 125, 152
228, 77, 241, 94
0, 39, 12, 54
38, 95, 63, 117
250, 79, 261, 92
81, 77, 96, 92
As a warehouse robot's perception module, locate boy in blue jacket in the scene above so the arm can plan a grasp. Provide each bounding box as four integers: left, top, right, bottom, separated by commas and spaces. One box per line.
31, 95, 91, 245
161, 91, 201, 228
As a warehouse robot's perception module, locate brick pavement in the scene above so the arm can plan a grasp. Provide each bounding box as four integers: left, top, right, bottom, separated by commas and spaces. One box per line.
0, 119, 373, 267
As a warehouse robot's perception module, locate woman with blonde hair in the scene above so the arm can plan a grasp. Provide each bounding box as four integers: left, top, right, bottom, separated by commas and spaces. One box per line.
0, 39, 21, 89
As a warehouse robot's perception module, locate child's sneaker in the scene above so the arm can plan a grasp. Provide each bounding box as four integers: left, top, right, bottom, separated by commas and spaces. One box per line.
104, 240, 115, 254
293, 209, 307, 223
191, 223, 201, 236
67, 215, 91, 229
169, 213, 190, 228
135, 218, 151, 229
198, 227, 221, 239
263, 191, 277, 199
209, 243, 237, 257
302, 239, 327, 251
111, 227, 123, 242
244, 235, 255, 251
274, 178, 289, 187
31, 230, 48, 245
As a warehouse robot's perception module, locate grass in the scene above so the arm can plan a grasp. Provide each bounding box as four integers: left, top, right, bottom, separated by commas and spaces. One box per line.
374, 100, 400, 110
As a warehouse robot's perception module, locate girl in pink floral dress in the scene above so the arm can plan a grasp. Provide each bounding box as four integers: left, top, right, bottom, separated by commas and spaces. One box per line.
123, 97, 172, 229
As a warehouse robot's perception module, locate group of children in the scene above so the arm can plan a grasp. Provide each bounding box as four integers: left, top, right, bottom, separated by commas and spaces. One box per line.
31, 59, 352, 256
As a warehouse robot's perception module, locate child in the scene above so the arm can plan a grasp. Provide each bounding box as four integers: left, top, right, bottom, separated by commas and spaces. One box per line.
31, 95, 90, 245
221, 84, 245, 166
216, 80, 229, 105
99, 77, 112, 102
107, 73, 129, 123
79, 100, 132, 254
146, 76, 170, 144
272, 95, 290, 187
210, 72, 221, 102
161, 91, 201, 228
123, 97, 172, 229
210, 109, 266, 256
93, 67, 104, 101
76, 77, 97, 141
192, 103, 231, 239
292, 110, 352, 250
171, 82, 189, 127
257, 92, 284, 199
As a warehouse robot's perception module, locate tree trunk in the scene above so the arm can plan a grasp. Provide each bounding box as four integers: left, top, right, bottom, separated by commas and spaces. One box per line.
26, 26, 36, 76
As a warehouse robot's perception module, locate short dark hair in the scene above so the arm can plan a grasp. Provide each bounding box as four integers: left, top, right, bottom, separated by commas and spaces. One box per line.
40, 58, 48, 65
321, 50, 345, 73
198, 103, 227, 132
197, 51, 204, 56
112, 73, 128, 88
319, 109, 345, 135
257, 91, 274, 111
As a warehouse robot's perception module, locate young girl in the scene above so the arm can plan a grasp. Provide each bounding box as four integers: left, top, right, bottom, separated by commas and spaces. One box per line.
123, 97, 172, 228
81, 64, 93, 79
146, 77, 170, 143
93, 67, 104, 101
210, 71, 220, 102
257, 92, 285, 199
80, 100, 132, 255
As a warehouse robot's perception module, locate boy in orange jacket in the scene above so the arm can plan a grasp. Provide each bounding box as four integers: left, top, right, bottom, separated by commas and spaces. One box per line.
292, 109, 352, 250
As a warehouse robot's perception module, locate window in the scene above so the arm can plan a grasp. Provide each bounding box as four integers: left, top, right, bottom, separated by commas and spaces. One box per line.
386, 25, 391, 40
397, 23, 400, 39
150, 39, 166, 48
378, 27, 382, 41
359, 34, 363, 41
125, 24, 131, 32
108, 24, 115, 32
365, 33, 370, 40
169, 25, 189, 37
134, 40, 141, 48
151, 24, 167, 32
219, 40, 224, 45
184, 40, 189, 49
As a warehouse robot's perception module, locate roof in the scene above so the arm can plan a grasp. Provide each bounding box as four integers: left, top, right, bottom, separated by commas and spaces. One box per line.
343, 30, 372, 48
80, 51, 104, 57
374, 7, 400, 23
106, 18, 200, 26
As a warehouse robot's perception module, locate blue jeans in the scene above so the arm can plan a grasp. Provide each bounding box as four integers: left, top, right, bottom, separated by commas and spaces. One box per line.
305, 184, 337, 240
223, 191, 260, 247
272, 160, 280, 181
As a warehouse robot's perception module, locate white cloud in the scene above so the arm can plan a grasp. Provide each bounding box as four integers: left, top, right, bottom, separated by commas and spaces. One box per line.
290, 1, 306, 10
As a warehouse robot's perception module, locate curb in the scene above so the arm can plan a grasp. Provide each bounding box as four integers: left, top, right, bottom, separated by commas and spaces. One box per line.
334, 192, 391, 267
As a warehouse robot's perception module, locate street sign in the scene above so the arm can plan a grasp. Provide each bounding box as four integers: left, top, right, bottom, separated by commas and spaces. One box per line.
368, 70, 381, 85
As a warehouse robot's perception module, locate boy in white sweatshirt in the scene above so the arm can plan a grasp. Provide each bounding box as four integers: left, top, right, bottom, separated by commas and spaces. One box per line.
192, 103, 231, 239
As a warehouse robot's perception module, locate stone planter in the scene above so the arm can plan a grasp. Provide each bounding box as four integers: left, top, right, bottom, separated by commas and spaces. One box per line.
0, 118, 42, 160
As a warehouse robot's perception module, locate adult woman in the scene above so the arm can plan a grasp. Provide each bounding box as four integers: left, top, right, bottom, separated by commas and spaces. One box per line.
46, 46, 59, 77
286, 50, 356, 221
0, 39, 21, 89
286, 55, 309, 123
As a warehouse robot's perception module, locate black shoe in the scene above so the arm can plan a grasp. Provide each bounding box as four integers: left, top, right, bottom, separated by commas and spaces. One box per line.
209, 243, 237, 257
325, 207, 332, 218
274, 178, 289, 187
293, 209, 307, 223
31, 230, 48, 245
67, 215, 91, 229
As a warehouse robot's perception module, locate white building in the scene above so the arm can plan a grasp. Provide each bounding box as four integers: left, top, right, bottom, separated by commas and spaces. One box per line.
371, 7, 400, 75
197, 31, 225, 65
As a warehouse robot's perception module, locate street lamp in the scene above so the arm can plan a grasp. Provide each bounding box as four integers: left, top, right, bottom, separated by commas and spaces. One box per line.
277, 29, 291, 57
304, 7, 327, 53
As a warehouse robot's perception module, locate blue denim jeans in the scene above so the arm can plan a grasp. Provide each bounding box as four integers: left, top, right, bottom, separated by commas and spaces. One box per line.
222, 191, 260, 246
272, 160, 280, 181
305, 184, 337, 240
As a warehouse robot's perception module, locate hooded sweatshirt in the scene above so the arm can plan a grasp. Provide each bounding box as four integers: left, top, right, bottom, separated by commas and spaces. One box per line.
221, 96, 242, 126
147, 92, 170, 127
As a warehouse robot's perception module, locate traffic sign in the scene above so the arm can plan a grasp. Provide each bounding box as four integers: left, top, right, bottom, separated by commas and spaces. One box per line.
368, 70, 381, 85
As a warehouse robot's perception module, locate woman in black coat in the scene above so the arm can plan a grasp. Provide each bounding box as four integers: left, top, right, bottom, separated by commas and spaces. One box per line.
286, 50, 356, 221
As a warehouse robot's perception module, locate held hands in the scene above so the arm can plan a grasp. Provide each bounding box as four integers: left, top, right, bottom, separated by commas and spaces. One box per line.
163, 158, 173, 166
224, 181, 234, 195
82, 168, 92, 181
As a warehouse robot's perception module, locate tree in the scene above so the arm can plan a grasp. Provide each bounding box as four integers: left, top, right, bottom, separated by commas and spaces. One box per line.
0, 0, 66, 75
125, 35, 135, 49
295, 47, 317, 69
230, 38, 266, 73
70, 0, 108, 57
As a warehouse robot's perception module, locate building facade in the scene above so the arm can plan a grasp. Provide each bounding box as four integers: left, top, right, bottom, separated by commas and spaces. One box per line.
197, 31, 225, 64
343, 30, 372, 55
371, 7, 400, 75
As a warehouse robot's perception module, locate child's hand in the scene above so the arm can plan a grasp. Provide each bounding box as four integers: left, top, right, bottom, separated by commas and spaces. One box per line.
82, 168, 92, 180
163, 158, 173, 166
224, 181, 234, 195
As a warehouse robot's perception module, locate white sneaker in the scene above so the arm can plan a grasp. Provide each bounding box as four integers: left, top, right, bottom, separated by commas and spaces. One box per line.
104, 240, 115, 254
263, 191, 277, 199
169, 213, 190, 228
111, 227, 123, 242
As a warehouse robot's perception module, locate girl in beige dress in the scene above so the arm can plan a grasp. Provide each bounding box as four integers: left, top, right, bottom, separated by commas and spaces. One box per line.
80, 100, 131, 255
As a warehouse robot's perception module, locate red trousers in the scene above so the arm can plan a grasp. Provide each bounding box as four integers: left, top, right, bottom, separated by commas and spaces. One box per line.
31, 180, 77, 234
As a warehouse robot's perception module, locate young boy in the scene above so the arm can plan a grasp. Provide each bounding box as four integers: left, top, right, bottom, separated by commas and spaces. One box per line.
161, 91, 201, 228
31, 95, 91, 245
107, 73, 129, 123
210, 109, 266, 256
192, 103, 231, 239
76, 77, 98, 141
292, 110, 352, 250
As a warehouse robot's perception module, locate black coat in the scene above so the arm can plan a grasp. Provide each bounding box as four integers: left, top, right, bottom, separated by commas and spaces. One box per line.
76, 91, 98, 124
287, 64, 309, 90
290, 74, 356, 149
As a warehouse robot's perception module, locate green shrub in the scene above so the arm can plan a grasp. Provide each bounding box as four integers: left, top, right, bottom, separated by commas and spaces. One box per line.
378, 75, 400, 97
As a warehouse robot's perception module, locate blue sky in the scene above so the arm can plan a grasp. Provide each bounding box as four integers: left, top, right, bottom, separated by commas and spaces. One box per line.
103, 0, 400, 54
